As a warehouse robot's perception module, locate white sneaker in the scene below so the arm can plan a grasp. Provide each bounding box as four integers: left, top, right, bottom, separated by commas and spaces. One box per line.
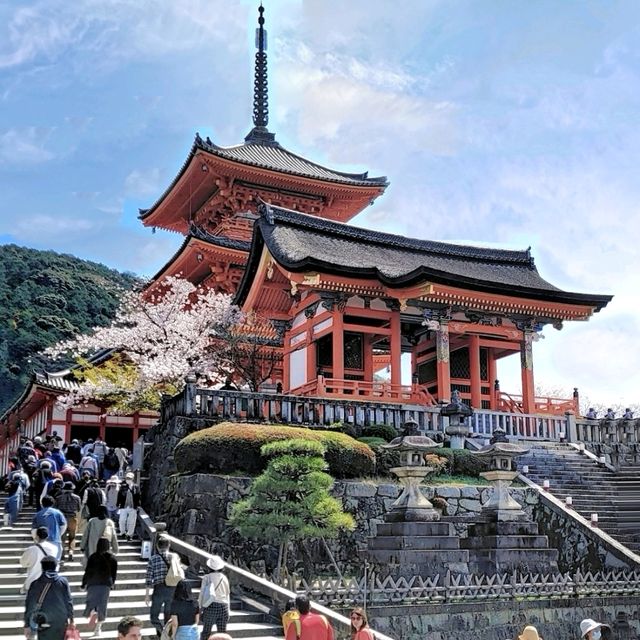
93, 623, 102, 637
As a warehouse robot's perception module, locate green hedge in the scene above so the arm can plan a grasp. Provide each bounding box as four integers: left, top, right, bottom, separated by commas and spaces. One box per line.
361, 424, 398, 442
358, 436, 387, 447
434, 448, 491, 477
174, 422, 375, 479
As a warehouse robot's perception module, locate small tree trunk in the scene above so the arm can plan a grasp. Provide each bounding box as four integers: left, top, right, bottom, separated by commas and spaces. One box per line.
276, 540, 285, 581
321, 536, 344, 583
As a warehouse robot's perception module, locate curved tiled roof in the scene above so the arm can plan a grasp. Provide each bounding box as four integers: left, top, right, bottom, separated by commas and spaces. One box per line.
196, 135, 388, 187
235, 203, 612, 311
188, 224, 252, 252
146, 226, 251, 286
139, 134, 388, 221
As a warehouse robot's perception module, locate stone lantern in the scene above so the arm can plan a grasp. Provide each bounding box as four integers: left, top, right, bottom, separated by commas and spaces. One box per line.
441, 389, 473, 450
380, 419, 443, 522
474, 441, 530, 520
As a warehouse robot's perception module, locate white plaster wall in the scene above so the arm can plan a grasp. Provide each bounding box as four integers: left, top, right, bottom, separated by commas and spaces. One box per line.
290, 347, 307, 389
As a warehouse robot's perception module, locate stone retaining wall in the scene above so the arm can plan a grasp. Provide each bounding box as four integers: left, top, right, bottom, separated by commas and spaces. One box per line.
158, 472, 634, 577
361, 598, 638, 640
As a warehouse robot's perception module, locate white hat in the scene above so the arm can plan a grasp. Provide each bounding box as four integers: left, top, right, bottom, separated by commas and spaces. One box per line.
207, 555, 225, 571
107, 475, 120, 483
519, 627, 541, 640
581, 620, 608, 638
125, 472, 135, 479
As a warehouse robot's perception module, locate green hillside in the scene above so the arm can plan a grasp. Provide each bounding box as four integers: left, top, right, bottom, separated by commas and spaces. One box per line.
0, 245, 139, 414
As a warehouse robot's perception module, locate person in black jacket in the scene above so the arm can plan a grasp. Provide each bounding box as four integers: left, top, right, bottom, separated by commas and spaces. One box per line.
82, 537, 118, 637
23, 555, 74, 640
116, 472, 140, 540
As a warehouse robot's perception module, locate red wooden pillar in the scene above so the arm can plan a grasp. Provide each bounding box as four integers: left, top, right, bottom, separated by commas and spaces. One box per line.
488, 348, 498, 410
436, 322, 451, 402
390, 309, 402, 386
521, 331, 535, 414
283, 331, 291, 392
332, 309, 344, 380
133, 411, 140, 443
45, 399, 54, 436
363, 335, 373, 382
99, 411, 107, 441
306, 328, 316, 384
469, 334, 482, 408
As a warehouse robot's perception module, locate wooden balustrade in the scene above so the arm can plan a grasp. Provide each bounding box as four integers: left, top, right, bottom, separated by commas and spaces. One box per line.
497, 391, 577, 416
290, 376, 436, 405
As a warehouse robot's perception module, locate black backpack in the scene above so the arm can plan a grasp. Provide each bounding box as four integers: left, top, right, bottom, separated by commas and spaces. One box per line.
104, 449, 119, 471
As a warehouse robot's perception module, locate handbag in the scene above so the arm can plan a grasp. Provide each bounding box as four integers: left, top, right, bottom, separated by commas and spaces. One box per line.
160, 620, 174, 640
29, 582, 51, 632
64, 624, 81, 640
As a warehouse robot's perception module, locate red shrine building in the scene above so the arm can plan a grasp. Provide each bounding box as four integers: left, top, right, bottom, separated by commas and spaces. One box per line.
142, 6, 610, 415
0, 6, 611, 471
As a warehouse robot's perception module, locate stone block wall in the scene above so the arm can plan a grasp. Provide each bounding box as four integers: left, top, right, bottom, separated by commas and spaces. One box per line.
160, 473, 534, 576
159, 473, 637, 578
362, 598, 639, 640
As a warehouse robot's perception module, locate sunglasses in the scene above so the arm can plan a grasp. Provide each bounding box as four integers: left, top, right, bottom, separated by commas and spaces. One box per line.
351, 614, 363, 619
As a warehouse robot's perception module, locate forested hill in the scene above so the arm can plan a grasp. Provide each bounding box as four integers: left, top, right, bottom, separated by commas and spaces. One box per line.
0, 244, 139, 414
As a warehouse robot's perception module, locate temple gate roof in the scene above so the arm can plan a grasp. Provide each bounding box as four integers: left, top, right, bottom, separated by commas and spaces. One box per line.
236, 203, 612, 313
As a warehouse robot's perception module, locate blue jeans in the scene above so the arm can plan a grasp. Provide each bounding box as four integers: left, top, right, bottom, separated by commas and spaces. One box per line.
150, 584, 175, 634
176, 626, 199, 640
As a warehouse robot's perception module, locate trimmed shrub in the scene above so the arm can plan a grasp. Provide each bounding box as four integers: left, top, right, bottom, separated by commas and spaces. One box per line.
425, 453, 449, 476
432, 448, 490, 477
174, 422, 375, 479
361, 423, 398, 442
358, 436, 387, 447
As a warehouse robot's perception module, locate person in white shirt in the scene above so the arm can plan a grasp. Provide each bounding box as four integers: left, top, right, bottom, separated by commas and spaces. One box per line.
19, 526, 58, 594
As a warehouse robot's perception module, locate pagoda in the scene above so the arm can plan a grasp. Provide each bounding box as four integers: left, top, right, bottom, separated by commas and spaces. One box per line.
141, 6, 611, 415
142, 6, 387, 296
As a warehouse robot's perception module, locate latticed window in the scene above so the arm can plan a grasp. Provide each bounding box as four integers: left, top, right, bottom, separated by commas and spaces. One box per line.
480, 347, 489, 381
450, 348, 470, 379
316, 334, 332, 368
344, 332, 363, 370
418, 359, 437, 384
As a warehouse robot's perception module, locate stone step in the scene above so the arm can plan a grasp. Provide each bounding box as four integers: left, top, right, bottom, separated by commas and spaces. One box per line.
368, 536, 461, 551
461, 535, 550, 550
0, 551, 142, 565
0, 615, 283, 638
0, 600, 264, 622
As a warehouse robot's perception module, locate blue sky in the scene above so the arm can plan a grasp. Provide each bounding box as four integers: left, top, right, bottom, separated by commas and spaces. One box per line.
1, 1, 639, 408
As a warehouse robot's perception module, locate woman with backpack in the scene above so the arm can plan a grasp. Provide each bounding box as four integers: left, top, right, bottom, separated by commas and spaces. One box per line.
169, 580, 199, 640
198, 556, 230, 640
81, 537, 118, 637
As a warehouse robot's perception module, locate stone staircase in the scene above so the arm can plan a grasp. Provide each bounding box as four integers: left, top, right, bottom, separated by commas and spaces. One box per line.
0, 505, 283, 639
518, 442, 640, 553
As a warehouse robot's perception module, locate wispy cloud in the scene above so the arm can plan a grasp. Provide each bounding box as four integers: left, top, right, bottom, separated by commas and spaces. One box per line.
0, 127, 55, 165
124, 168, 164, 198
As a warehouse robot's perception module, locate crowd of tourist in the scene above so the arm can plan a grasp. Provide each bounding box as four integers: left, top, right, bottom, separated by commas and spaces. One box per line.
3, 434, 620, 640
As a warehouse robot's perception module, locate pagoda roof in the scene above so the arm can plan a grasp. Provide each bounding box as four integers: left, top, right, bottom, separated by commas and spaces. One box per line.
139, 134, 388, 224
236, 204, 612, 311
146, 225, 251, 289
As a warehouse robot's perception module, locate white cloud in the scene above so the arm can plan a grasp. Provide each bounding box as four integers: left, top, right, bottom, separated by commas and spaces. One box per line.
0, 127, 55, 164
0, 1, 247, 71
124, 168, 164, 198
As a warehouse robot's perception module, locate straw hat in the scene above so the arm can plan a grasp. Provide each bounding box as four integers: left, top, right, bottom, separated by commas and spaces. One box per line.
519, 626, 541, 640
581, 620, 609, 638
207, 555, 225, 571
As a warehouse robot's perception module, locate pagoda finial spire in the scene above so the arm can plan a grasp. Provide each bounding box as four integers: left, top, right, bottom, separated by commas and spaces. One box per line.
245, 3, 277, 145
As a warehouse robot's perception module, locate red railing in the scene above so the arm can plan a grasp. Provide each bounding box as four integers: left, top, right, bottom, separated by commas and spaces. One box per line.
497, 392, 578, 416
290, 376, 437, 406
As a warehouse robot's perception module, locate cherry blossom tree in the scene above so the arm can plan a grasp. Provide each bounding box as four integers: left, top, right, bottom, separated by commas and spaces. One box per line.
45, 275, 242, 412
